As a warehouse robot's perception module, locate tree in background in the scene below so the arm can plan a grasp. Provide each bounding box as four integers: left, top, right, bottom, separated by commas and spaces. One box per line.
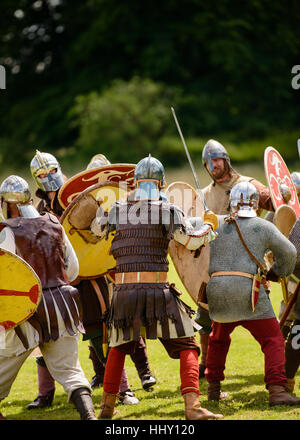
71, 77, 180, 163
0, 0, 300, 166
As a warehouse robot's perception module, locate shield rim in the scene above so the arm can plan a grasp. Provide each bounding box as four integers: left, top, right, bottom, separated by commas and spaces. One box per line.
165, 181, 209, 306
58, 163, 136, 209
264, 146, 300, 217
60, 180, 126, 279
0, 247, 42, 331
273, 204, 296, 237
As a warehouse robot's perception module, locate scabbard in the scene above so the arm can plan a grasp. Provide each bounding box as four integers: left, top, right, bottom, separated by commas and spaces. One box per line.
90, 279, 108, 351
251, 273, 261, 312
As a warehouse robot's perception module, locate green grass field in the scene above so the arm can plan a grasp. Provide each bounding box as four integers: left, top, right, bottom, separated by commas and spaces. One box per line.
1, 161, 300, 421
1, 261, 300, 421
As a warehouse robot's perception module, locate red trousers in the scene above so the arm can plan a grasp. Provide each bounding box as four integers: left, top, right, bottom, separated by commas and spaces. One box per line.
205, 318, 287, 388
103, 338, 200, 396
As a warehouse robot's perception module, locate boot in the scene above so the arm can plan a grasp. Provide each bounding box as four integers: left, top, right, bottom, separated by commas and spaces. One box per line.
90, 374, 104, 389
26, 389, 55, 409
269, 384, 300, 406
208, 382, 229, 401
286, 378, 296, 393
184, 392, 223, 420
71, 387, 98, 420
118, 389, 140, 405
98, 391, 119, 419
199, 334, 209, 378
140, 374, 156, 390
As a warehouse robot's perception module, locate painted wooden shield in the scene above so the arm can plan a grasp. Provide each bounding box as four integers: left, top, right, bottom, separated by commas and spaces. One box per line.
60, 181, 128, 279
273, 204, 296, 237
0, 248, 42, 332
165, 181, 210, 307
58, 164, 135, 209
264, 146, 300, 217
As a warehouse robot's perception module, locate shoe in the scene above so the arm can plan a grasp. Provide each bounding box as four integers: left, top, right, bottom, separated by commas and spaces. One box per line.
90, 374, 103, 389
98, 391, 119, 419
71, 387, 98, 420
184, 392, 223, 420
269, 384, 300, 406
118, 390, 140, 405
140, 374, 156, 390
26, 389, 55, 410
208, 382, 229, 401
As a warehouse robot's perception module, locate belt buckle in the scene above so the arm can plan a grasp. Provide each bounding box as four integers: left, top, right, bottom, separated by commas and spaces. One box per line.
156, 272, 160, 282
121, 273, 125, 284
137, 272, 140, 283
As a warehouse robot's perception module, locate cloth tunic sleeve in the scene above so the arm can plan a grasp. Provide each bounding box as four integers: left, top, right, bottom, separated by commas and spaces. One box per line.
62, 228, 79, 282
0, 226, 16, 253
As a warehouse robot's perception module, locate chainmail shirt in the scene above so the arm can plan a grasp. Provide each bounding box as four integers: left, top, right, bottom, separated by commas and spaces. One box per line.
207, 215, 297, 323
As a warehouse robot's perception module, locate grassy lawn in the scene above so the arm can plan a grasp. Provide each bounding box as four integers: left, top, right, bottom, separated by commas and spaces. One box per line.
2, 262, 299, 421
1, 160, 300, 420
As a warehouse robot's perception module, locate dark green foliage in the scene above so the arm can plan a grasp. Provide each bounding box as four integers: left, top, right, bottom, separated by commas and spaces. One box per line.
0, 0, 300, 166
70, 77, 180, 163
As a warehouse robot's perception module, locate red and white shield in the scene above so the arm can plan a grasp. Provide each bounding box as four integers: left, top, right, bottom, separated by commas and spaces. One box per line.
264, 146, 300, 217
58, 164, 136, 209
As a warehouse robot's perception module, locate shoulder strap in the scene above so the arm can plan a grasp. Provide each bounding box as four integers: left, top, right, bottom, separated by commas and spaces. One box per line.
226, 215, 265, 274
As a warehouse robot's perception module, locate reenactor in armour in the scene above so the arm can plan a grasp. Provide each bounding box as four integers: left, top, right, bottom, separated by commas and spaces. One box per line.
28, 151, 154, 409
92, 155, 223, 420
0, 175, 97, 420
204, 181, 300, 406
281, 172, 300, 393
196, 139, 274, 378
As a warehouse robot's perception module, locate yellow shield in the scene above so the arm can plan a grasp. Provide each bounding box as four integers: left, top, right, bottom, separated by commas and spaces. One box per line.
60, 181, 128, 279
0, 248, 42, 331
166, 181, 210, 307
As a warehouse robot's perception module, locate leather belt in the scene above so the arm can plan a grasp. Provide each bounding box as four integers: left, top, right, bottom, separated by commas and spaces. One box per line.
211, 271, 254, 279
115, 271, 168, 284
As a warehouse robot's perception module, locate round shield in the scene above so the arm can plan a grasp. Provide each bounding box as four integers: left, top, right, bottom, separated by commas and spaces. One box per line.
58, 164, 135, 209
60, 181, 128, 279
0, 248, 42, 331
264, 147, 300, 217
166, 182, 210, 306
273, 204, 296, 237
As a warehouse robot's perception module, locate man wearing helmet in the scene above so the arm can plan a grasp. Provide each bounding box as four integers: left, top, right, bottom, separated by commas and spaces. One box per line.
92, 154, 223, 420
30, 150, 67, 217
203, 180, 300, 406
277, 171, 300, 393
0, 175, 97, 420
28, 150, 154, 409
196, 139, 274, 379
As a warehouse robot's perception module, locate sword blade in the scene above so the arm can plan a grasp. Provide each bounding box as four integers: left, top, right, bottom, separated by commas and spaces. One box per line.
171, 107, 209, 212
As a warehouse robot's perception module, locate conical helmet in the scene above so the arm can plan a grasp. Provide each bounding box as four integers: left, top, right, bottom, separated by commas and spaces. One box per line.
86, 154, 111, 170
30, 150, 64, 192
202, 139, 230, 172
0, 175, 39, 219
133, 155, 166, 201
229, 181, 259, 217
291, 172, 300, 195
